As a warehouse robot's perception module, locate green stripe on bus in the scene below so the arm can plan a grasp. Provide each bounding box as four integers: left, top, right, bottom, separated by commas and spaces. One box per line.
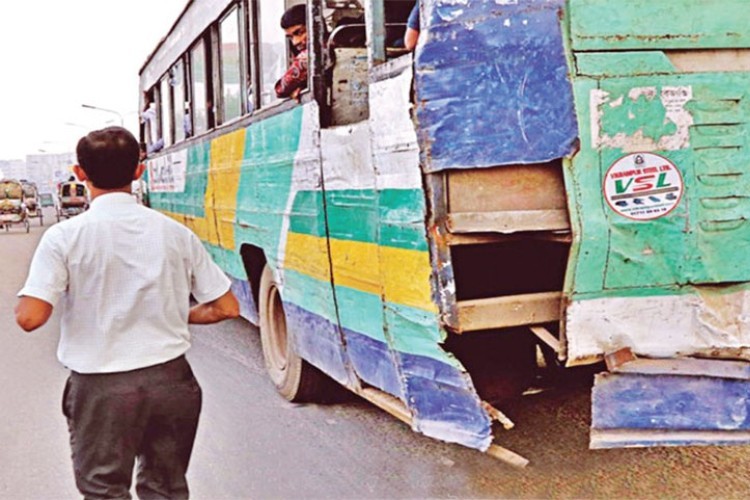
150, 142, 209, 217
234, 106, 305, 265
283, 269, 454, 365
290, 188, 429, 251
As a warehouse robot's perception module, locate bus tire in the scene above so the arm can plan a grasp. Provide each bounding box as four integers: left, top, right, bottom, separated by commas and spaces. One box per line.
259, 264, 332, 403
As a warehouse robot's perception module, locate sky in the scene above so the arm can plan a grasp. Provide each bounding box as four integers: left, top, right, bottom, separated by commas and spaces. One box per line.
0, 0, 189, 160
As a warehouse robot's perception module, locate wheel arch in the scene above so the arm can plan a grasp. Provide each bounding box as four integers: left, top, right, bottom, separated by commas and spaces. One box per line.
239, 243, 266, 317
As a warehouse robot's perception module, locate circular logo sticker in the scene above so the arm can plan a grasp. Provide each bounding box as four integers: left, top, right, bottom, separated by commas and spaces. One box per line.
603, 152, 684, 221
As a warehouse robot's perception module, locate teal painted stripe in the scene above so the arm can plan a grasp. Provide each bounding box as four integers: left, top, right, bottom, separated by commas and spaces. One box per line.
205, 243, 244, 281
283, 269, 453, 365
384, 302, 457, 368
573, 281, 750, 302
150, 142, 209, 217
235, 106, 305, 271
282, 269, 338, 324
289, 188, 429, 251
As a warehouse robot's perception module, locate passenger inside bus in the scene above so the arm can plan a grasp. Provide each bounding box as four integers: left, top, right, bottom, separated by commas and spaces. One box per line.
275, 4, 308, 101
404, 2, 419, 51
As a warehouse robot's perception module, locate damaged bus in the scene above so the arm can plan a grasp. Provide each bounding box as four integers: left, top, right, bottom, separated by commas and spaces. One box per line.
139, 0, 750, 463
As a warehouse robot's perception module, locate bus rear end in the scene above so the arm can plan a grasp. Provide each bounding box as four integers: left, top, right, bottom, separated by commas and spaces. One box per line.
414, 0, 750, 448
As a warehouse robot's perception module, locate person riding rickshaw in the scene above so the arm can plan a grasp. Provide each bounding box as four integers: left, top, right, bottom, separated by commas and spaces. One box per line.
21, 180, 43, 226
0, 178, 30, 233
56, 179, 89, 222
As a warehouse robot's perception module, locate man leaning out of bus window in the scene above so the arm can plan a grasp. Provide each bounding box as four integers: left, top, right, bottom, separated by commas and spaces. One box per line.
275, 3, 308, 101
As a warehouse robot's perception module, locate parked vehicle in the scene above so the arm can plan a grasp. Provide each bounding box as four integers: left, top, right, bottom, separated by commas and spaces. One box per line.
38, 192, 55, 208
139, 0, 750, 461
56, 181, 89, 222
20, 181, 43, 226
0, 179, 30, 233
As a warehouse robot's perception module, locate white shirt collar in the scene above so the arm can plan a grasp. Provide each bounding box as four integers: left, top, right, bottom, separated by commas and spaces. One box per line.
89, 192, 137, 209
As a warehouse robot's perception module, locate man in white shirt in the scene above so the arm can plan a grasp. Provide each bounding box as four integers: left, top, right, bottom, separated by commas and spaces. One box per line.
15, 126, 239, 499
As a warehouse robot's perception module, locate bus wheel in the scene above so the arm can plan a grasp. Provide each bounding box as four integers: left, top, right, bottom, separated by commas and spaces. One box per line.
259, 264, 331, 403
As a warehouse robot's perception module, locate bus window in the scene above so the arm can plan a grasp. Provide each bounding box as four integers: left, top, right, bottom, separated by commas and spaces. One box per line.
159, 75, 173, 147
171, 59, 188, 142
258, 1, 288, 107
220, 6, 242, 122
190, 39, 209, 135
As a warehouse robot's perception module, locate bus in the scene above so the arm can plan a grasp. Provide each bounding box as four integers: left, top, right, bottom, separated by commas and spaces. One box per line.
139, 0, 750, 462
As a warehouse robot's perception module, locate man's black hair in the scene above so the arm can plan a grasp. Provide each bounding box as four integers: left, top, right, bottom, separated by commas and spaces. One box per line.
76, 127, 140, 189
280, 3, 306, 29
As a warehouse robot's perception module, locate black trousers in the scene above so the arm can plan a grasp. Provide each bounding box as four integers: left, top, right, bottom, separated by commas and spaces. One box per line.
62, 355, 202, 500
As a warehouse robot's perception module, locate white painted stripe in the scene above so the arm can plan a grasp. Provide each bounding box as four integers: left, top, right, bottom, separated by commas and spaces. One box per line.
566, 290, 750, 364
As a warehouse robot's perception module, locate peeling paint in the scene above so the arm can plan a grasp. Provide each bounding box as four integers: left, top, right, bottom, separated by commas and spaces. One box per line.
590, 85, 694, 152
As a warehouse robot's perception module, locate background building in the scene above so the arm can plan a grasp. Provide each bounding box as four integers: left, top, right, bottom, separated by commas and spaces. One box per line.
24, 153, 76, 193
0, 159, 28, 181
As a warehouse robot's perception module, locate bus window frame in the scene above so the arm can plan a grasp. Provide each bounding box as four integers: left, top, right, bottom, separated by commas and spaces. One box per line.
216, 2, 248, 125
188, 32, 214, 136
170, 57, 188, 143
140, 0, 336, 158
158, 75, 174, 147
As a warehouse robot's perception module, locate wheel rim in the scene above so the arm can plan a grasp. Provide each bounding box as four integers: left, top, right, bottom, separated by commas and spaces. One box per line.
266, 283, 289, 373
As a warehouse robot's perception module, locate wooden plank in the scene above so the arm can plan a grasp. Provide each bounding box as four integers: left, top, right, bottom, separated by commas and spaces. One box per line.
358, 388, 411, 425
446, 231, 572, 246
358, 387, 531, 467
448, 210, 570, 234
456, 291, 562, 333
530, 326, 561, 353
447, 162, 566, 213
486, 444, 530, 469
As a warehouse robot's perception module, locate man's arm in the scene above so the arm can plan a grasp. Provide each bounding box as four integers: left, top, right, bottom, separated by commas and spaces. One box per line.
189, 290, 240, 324
15, 296, 54, 332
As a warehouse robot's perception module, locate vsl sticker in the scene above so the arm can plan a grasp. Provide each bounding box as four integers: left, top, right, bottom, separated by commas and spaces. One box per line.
603, 152, 683, 221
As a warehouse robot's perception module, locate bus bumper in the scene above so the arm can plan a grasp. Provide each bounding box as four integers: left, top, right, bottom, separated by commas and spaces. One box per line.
590, 349, 750, 449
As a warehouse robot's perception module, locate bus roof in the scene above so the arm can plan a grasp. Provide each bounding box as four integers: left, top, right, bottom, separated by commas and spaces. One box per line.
139, 0, 234, 91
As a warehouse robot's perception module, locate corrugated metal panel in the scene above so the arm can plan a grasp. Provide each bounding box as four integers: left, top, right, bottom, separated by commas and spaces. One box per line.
414, 0, 578, 173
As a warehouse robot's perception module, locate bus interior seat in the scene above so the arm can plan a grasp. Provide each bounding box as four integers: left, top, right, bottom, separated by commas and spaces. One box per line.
327, 22, 409, 126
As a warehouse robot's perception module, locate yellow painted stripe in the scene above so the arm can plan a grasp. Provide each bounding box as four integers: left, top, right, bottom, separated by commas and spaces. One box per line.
156, 130, 245, 250
161, 211, 211, 242
285, 232, 436, 312
285, 232, 332, 282
206, 129, 246, 250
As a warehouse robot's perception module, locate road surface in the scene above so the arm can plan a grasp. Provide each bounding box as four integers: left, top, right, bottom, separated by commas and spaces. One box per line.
2, 207, 750, 499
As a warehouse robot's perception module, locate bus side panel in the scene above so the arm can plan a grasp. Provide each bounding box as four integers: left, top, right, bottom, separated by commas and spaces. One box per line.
414, 0, 578, 172
234, 104, 351, 385
370, 67, 491, 449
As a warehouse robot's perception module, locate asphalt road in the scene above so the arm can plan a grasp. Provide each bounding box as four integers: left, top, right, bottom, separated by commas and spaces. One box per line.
3, 207, 750, 499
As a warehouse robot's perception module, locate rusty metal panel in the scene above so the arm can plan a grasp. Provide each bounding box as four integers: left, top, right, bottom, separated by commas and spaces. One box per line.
414, 0, 578, 173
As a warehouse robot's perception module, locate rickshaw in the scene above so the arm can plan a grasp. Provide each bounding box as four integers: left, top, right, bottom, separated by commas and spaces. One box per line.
0, 179, 30, 233
21, 181, 43, 226
56, 181, 89, 222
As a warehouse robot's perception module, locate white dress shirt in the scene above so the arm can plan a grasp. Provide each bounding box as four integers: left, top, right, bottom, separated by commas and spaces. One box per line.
18, 192, 231, 373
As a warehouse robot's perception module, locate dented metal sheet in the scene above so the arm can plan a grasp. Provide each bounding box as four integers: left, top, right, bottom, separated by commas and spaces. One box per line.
414, 0, 578, 172
591, 368, 750, 448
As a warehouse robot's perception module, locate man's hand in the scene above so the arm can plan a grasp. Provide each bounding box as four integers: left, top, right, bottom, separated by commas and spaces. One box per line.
15, 296, 54, 332
188, 290, 240, 324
